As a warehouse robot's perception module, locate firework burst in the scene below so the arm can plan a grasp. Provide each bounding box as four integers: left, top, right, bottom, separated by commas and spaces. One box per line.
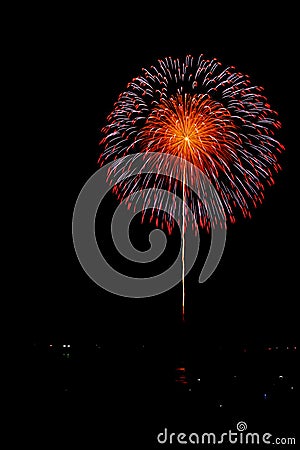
99, 54, 284, 231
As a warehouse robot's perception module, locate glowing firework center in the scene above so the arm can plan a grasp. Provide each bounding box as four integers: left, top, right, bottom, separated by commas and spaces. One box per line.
100, 55, 283, 229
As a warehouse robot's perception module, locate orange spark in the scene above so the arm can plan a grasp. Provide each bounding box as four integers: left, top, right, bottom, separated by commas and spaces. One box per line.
140, 93, 239, 175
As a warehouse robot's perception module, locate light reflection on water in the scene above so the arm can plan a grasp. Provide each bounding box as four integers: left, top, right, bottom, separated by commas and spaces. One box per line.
36, 341, 297, 408
175, 364, 188, 385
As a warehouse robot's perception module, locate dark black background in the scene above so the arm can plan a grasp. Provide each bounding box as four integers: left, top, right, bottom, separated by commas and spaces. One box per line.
26, 6, 295, 448
29, 10, 293, 344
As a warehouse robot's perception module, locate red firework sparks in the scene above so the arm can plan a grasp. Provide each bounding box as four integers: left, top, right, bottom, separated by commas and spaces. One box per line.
99, 55, 284, 231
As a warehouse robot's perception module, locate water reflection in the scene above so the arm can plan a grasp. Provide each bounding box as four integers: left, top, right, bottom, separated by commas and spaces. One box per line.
175, 364, 188, 385
31, 341, 297, 410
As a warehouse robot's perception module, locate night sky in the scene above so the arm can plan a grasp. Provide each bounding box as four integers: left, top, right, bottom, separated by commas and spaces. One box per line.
27, 7, 295, 447
30, 16, 293, 344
